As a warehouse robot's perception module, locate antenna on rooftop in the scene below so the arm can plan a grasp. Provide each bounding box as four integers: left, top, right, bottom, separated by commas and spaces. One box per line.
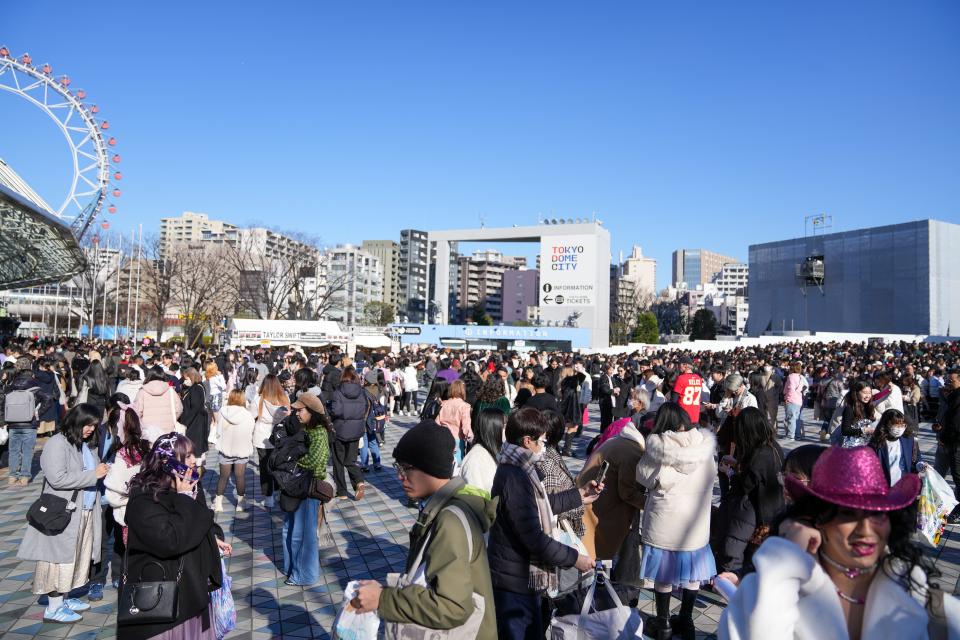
805, 214, 833, 237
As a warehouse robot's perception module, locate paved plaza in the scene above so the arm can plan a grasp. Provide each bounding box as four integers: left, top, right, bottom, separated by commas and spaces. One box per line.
0, 406, 956, 639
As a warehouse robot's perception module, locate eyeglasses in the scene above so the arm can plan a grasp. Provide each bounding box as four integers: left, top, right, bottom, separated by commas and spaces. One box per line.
393, 462, 415, 478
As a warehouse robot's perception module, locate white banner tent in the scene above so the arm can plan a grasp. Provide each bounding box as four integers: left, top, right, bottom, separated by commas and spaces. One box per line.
227, 318, 350, 349
352, 332, 393, 350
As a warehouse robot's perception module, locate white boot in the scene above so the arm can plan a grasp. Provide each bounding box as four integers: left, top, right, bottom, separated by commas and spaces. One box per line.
213, 495, 223, 512
264, 495, 274, 509
236, 496, 245, 513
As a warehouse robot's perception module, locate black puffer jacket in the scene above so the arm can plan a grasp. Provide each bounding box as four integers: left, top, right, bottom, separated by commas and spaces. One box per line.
330, 382, 367, 442
487, 463, 580, 594
120, 488, 224, 640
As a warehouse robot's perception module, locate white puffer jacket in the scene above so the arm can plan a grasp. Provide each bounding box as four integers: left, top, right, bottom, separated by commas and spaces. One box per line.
249, 398, 287, 449
635, 428, 717, 551
217, 404, 255, 458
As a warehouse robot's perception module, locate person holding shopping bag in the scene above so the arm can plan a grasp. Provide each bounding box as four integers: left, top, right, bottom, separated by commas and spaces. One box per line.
349, 420, 497, 639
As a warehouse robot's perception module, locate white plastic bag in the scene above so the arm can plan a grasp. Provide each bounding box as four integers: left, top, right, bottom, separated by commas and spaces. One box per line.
549, 519, 594, 599
0, 426, 8, 446
547, 570, 643, 640
333, 580, 380, 640
918, 467, 959, 546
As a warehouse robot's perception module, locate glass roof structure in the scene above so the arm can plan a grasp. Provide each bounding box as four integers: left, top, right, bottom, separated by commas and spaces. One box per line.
0, 183, 86, 289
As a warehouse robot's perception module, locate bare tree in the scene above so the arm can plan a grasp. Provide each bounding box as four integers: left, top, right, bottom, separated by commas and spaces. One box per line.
135, 233, 178, 341
222, 228, 340, 321
68, 233, 127, 336
310, 267, 350, 321
169, 243, 239, 347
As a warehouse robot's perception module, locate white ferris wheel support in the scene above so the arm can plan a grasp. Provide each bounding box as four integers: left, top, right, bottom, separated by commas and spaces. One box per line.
0, 47, 120, 241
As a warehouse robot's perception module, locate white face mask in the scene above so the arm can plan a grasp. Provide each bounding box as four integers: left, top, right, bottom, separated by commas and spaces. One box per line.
889, 426, 906, 439
530, 450, 545, 464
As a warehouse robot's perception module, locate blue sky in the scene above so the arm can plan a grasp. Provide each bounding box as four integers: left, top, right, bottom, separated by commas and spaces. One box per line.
2, 1, 959, 289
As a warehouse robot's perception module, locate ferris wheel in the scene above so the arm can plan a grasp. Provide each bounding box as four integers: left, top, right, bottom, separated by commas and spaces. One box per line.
0, 46, 120, 241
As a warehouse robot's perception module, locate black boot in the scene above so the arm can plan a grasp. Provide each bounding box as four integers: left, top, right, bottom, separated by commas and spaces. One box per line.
645, 592, 672, 640
670, 589, 698, 640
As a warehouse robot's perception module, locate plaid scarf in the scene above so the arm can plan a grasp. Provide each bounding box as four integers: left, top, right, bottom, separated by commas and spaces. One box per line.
498, 442, 557, 593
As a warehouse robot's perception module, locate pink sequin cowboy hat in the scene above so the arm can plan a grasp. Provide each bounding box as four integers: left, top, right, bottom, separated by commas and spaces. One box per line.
785, 445, 920, 511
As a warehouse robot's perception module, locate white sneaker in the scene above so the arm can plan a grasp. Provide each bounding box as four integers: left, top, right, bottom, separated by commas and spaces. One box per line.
213, 495, 223, 512
264, 495, 275, 509
236, 497, 245, 512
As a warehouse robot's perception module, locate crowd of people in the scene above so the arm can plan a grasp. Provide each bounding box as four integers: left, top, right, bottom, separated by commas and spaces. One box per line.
1, 336, 960, 639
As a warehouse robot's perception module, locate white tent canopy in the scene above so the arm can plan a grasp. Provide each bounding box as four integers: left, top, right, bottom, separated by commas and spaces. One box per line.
227, 318, 350, 348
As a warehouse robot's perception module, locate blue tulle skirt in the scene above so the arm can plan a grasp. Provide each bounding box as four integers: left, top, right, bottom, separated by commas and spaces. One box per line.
639, 543, 717, 588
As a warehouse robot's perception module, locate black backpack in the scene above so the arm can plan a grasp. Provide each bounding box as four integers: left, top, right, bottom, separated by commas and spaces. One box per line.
267, 422, 311, 502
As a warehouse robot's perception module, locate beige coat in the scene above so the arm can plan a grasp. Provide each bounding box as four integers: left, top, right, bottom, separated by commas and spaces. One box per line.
577, 424, 646, 559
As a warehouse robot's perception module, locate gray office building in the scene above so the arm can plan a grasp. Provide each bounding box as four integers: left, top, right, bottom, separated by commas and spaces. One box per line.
747, 219, 960, 336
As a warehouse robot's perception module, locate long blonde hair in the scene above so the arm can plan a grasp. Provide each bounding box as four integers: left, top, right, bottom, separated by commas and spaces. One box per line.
258, 374, 290, 407
205, 361, 220, 379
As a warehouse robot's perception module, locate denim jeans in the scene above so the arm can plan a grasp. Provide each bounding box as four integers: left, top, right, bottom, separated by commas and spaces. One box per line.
784, 403, 804, 440
282, 497, 320, 585
8, 427, 37, 479
360, 432, 380, 468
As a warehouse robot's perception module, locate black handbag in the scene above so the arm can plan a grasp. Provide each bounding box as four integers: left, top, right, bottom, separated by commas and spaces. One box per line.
117, 547, 184, 626
26, 480, 80, 536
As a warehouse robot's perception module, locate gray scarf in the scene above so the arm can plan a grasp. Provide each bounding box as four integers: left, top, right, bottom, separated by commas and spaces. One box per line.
498, 442, 557, 593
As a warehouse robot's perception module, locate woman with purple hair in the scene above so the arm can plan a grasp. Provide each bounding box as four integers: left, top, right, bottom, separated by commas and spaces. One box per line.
120, 433, 232, 640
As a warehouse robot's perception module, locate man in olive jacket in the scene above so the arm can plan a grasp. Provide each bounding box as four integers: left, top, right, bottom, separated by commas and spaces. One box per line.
350, 420, 496, 639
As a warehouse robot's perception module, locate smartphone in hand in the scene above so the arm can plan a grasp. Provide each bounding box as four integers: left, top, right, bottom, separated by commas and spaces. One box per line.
596, 460, 611, 486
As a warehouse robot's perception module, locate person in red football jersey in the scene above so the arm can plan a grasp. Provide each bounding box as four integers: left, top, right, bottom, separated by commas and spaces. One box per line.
672, 356, 704, 424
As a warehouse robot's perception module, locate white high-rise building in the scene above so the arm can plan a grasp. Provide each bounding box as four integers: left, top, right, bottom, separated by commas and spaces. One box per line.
325, 244, 383, 326
712, 262, 749, 296
361, 240, 401, 312
159, 212, 237, 258
456, 250, 527, 323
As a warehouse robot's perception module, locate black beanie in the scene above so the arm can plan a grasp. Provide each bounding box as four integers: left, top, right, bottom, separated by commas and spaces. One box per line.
393, 420, 455, 480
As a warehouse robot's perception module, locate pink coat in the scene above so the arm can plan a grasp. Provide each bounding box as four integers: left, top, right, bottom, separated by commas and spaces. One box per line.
134, 380, 183, 434
436, 397, 473, 442
783, 373, 808, 406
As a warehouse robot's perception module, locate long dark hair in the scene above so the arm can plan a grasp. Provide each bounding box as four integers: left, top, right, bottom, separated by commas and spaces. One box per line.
776, 496, 935, 598
734, 406, 781, 466
748, 370, 769, 416
652, 401, 691, 435
473, 408, 505, 459
845, 379, 876, 422
128, 433, 194, 502
426, 378, 449, 404
120, 408, 151, 461
102, 392, 131, 456
81, 360, 109, 396
61, 403, 101, 449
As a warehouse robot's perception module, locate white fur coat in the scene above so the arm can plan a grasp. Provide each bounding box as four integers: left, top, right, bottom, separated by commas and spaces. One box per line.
719, 536, 960, 640
635, 428, 717, 551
